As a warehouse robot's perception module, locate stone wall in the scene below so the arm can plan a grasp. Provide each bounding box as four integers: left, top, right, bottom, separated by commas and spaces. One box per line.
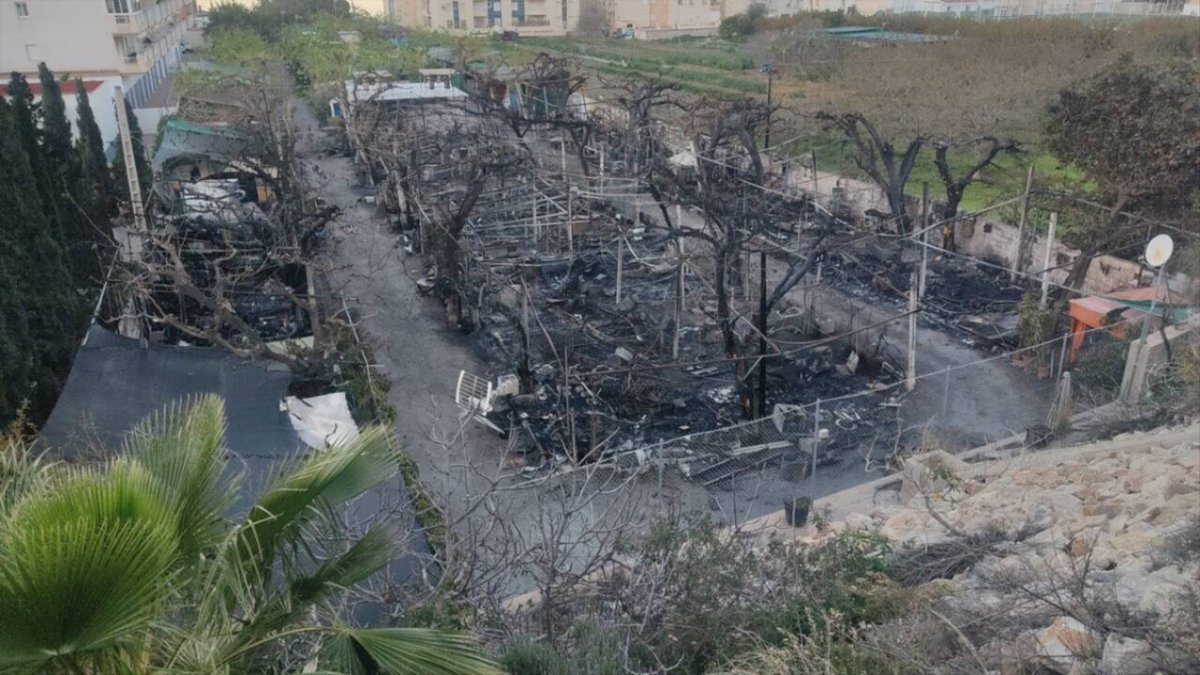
953, 215, 1195, 294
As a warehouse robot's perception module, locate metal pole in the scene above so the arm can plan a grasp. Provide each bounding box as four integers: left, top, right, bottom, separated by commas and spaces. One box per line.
758, 250, 768, 419
1011, 166, 1035, 281
907, 273, 918, 392
763, 64, 773, 149
919, 181, 930, 299
809, 399, 820, 499
941, 368, 951, 422
567, 190, 574, 257
1040, 212, 1057, 307
615, 236, 624, 306
673, 237, 684, 361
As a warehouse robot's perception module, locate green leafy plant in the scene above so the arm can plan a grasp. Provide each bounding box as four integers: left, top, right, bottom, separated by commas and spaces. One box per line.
0, 395, 499, 674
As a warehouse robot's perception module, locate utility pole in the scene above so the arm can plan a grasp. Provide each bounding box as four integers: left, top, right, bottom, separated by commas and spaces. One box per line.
1040, 211, 1057, 307
1011, 166, 1035, 281
906, 272, 918, 392
114, 87, 146, 234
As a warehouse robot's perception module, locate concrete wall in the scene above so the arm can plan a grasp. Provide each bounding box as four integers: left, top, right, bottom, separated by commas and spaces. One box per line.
635, 25, 720, 37
133, 106, 174, 136
1119, 316, 1200, 405
954, 215, 1193, 295
774, 162, 1195, 297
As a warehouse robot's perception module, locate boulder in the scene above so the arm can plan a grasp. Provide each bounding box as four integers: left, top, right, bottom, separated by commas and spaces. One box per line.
1139, 564, 1190, 617
1099, 635, 1156, 675
899, 450, 969, 505
1035, 616, 1096, 671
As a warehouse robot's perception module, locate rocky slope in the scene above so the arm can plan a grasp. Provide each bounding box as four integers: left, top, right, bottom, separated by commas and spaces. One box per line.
753, 424, 1200, 674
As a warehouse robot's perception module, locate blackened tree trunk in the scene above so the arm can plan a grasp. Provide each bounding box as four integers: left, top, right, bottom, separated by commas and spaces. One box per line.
932, 138, 1020, 251
818, 112, 924, 234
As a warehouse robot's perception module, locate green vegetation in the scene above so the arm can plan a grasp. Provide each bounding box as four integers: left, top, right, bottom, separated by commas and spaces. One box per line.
500, 522, 902, 675
1, 68, 97, 430
0, 395, 499, 673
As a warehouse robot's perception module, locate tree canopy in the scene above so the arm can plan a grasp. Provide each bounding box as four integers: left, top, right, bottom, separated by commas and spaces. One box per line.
1045, 57, 1200, 215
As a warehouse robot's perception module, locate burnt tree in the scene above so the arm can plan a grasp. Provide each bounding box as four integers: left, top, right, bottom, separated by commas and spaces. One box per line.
932, 137, 1021, 251
819, 112, 925, 234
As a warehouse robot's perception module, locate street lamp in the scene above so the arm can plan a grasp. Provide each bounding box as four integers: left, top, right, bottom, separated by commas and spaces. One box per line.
760, 62, 774, 148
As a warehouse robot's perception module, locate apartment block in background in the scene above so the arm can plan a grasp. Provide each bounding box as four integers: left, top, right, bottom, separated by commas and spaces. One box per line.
1, 0, 197, 109
404, 0, 580, 34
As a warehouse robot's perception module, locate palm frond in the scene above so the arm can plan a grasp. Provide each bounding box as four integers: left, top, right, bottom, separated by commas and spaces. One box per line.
123, 395, 232, 564
0, 464, 176, 667
234, 427, 399, 577
322, 627, 502, 675
0, 438, 53, 525
218, 526, 394, 666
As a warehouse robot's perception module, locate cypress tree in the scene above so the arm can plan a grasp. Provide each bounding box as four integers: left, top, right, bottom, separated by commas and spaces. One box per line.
37, 63, 75, 175
0, 98, 84, 426
74, 78, 115, 217
6, 72, 61, 231
38, 63, 104, 289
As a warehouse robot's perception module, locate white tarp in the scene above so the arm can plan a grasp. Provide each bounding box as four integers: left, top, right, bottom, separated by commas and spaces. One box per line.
282, 392, 360, 449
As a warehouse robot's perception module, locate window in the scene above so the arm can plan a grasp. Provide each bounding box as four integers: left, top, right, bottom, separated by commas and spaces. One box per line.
24, 43, 38, 60
105, 0, 141, 13
14, 1, 28, 16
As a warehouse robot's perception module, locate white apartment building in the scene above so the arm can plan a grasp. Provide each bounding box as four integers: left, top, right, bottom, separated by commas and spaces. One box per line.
399, 0, 579, 34
1, 0, 197, 109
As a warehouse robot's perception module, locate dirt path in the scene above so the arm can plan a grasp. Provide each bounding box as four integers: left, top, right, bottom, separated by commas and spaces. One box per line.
291, 102, 510, 504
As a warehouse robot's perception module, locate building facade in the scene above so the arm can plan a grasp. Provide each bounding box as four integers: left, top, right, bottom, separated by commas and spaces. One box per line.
403, 0, 580, 34
1, 0, 196, 108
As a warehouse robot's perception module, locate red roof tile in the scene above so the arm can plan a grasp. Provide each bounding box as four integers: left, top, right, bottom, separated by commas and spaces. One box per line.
0, 80, 105, 97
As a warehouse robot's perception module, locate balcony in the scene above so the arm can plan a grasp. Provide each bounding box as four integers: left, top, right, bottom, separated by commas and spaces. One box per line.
116, 37, 168, 74
111, 12, 148, 34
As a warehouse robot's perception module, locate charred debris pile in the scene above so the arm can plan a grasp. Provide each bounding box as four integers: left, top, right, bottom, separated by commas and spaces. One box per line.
389, 167, 904, 474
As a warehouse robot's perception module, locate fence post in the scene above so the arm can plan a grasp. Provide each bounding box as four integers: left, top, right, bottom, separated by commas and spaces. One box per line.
809, 399, 820, 500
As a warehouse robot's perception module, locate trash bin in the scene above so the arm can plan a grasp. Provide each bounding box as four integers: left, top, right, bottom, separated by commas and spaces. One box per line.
784, 496, 812, 527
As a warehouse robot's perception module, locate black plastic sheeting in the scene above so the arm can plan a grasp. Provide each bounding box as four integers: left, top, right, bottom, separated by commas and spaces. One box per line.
40, 326, 429, 624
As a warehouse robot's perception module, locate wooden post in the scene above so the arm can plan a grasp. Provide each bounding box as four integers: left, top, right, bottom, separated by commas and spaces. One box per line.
1040, 212, 1057, 307
114, 87, 146, 234
1011, 166, 1035, 281
810, 149, 819, 195
906, 273, 918, 392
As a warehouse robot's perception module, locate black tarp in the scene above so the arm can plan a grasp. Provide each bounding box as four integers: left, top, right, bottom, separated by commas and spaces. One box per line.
40, 326, 429, 622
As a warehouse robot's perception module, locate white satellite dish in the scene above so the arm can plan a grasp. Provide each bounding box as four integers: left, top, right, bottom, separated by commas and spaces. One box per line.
1144, 234, 1174, 268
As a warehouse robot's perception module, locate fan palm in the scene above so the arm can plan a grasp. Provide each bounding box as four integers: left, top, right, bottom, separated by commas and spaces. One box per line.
0, 395, 500, 675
